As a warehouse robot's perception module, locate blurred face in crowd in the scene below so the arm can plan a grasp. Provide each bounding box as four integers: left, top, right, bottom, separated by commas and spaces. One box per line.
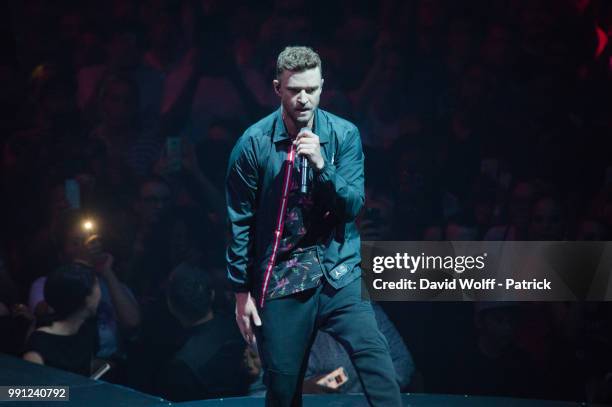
200, 0, 223, 15
448, 18, 473, 57
73, 31, 104, 69
576, 220, 606, 241
360, 188, 396, 241
445, 223, 479, 241
102, 80, 138, 128
528, 198, 565, 240
481, 24, 512, 69
113, 0, 138, 21
572, 0, 591, 13
61, 226, 89, 264
137, 181, 171, 225
208, 123, 232, 144
459, 65, 487, 104
107, 32, 140, 69
59, 13, 83, 45
149, 15, 177, 58
274, 67, 323, 131
417, 0, 443, 29
474, 200, 494, 228
509, 182, 535, 228
378, 52, 403, 95
520, 0, 557, 43
423, 225, 443, 241
396, 149, 424, 194
233, 37, 256, 67
275, 0, 305, 14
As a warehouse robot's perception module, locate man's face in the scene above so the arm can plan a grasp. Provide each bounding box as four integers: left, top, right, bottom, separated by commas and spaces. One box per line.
274, 67, 323, 128
62, 226, 89, 263
138, 181, 171, 225
445, 224, 478, 241
529, 198, 564, 240
103, 81, 137, 128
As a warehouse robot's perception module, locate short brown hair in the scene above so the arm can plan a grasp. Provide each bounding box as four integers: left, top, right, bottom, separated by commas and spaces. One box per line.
276, 46, 322, 78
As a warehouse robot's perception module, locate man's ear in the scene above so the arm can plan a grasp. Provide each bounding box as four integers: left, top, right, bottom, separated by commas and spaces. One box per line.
273, 79, 281, 97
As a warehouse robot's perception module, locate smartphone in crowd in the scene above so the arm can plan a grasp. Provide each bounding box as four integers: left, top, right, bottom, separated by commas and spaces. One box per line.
316, 367, 348, 390
90, 362, 111, 380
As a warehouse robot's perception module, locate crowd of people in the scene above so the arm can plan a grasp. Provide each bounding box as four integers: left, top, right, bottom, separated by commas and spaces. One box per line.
1, 0, 612, 403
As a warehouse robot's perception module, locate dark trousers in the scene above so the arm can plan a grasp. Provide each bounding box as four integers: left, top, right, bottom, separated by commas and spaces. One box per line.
255, 278, 402, 407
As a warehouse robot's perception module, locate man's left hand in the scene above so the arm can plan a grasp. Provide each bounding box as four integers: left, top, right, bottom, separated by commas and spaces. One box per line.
93, 252, 115, 279
294, 129, 325, 171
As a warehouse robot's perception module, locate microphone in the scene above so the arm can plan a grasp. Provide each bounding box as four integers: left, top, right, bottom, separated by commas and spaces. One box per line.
298, 127, 310, 194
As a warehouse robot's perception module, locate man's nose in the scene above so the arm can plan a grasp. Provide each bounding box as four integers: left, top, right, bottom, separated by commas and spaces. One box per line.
297, 90, 308, 104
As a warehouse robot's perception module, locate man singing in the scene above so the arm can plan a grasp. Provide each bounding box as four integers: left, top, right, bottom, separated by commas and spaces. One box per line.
226, 46, 402, 406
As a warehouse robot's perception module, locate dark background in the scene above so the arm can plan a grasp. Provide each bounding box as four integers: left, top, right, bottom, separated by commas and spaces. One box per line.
1, 0, 612, 403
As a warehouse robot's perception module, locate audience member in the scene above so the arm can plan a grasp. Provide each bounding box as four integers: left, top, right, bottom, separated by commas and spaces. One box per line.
28, 210, 141, 362
527, 196, 567, 241
87, 73, 162, 185
445, 212, 480, 240
574, 218, 608, 240
76, 24, 163, 128
23, 263, 100, 376
485, 181, 536, 240
447, 302, 536, 397
155, 261, 250, 401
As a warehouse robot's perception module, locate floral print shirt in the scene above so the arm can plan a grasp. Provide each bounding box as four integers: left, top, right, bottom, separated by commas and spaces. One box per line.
266, 158, 324, 299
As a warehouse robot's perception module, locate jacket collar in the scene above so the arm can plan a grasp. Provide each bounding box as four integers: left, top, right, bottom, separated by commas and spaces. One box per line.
272, 107, 330, 144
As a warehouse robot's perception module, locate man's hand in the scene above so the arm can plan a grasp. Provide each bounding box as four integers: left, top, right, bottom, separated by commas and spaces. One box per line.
92, 252, 115, 279
294, 129, 325, 171
235, 292, 262, 345
243, 345, 262, 379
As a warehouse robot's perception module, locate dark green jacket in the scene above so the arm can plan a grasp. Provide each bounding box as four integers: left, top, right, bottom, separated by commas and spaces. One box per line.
225, 108, 364, 303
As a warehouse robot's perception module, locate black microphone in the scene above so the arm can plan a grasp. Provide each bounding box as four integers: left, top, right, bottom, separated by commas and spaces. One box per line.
299, 127, 309, 194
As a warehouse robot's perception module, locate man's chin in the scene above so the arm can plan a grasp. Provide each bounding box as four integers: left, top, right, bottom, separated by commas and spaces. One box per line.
295, 112, 313, 126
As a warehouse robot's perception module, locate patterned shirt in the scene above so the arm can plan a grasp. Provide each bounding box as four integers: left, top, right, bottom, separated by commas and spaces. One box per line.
266, 155, 324, 299
226, 108, 366, 307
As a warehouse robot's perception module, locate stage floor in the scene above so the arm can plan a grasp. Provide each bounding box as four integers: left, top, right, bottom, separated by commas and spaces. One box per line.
0, 353, 600, 406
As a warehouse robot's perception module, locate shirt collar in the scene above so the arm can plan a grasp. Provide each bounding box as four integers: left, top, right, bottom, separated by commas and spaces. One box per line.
272, 107, 329, 144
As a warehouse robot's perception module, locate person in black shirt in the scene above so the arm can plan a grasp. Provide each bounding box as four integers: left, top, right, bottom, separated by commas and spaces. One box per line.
23, 263, 100, 376
155, 261, 250, 401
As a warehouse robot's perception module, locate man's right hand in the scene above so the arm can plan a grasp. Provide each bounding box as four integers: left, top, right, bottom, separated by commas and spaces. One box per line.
235, 292, 262, 345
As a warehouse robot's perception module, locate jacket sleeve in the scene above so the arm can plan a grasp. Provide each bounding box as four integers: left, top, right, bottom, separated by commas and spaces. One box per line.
225, 135, 258, 292
314, 125, 365, 221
